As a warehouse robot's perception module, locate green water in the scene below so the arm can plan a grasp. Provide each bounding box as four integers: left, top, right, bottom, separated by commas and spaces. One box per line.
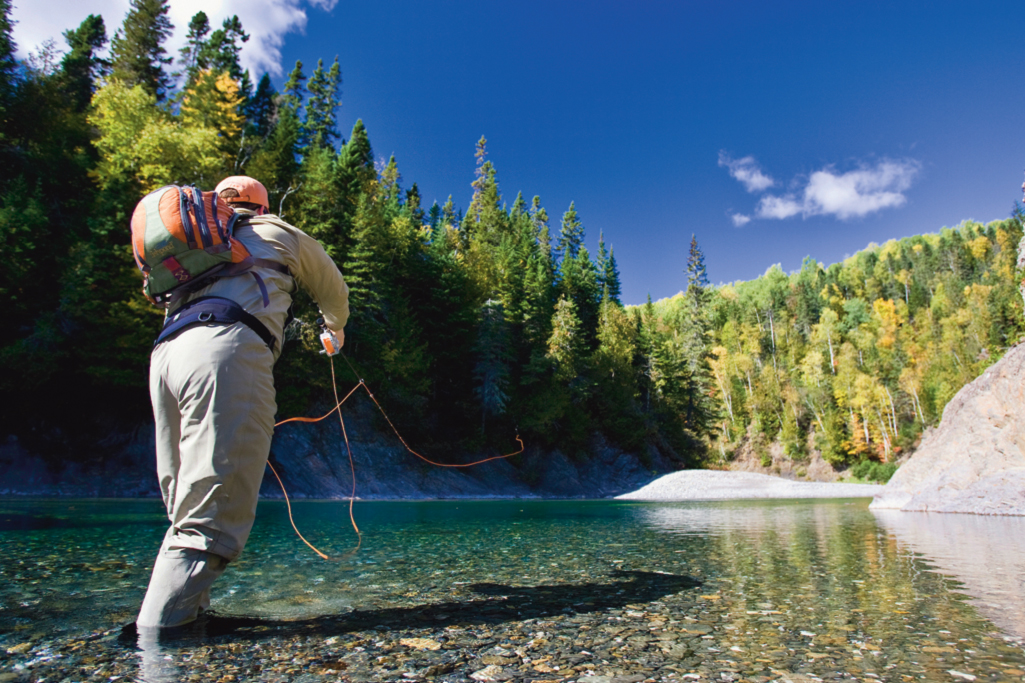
2, 498, 1024, 682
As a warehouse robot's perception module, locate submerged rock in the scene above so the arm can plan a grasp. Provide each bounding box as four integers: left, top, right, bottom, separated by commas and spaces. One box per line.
871, 343, 1025, 515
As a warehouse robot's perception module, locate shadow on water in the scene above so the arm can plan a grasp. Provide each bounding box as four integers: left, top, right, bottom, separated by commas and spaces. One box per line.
122, 570, 701, 647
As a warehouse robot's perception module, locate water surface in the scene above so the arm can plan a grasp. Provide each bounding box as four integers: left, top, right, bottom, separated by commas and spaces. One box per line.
2, 498, 1024, 682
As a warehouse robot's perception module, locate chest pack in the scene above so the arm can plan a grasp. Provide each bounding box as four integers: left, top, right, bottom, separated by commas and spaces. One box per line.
131, 185, 287, 305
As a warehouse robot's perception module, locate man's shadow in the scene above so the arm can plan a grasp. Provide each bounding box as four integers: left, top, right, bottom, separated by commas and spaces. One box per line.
124, 569, 701, 645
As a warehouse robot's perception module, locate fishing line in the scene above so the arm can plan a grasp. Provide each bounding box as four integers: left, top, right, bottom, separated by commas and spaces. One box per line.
268, 351, 524, 561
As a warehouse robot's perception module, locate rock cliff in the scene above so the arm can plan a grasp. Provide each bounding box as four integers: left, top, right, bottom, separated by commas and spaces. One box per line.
0, 400, 676, 499
870, 342, 1025, 515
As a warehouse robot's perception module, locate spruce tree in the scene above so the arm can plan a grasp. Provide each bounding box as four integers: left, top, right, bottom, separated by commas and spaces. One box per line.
292, 143, 344, 259
596, 231, 622, 304
547, 295, 584, 382
245, 103, 301, 214
245, 73, 276, 139
530, 196, 552, 260
109, 0, 174, 100
686, 234, 710, 291
281, 60, 306, 116
305, 57, 341, 148
474, 299, 512, 432
177, 11, 209, 86
0, 0, 15, 113
198, 15, 248, 81
339, 119, 373, 188
556, 201, 584, 262
405, 183, 424, 225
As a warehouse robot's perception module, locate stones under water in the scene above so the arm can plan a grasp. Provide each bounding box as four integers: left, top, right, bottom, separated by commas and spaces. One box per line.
1, 498, 1024, 682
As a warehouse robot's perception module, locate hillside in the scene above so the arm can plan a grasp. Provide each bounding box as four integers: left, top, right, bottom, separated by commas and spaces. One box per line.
642, 214, 1025, 477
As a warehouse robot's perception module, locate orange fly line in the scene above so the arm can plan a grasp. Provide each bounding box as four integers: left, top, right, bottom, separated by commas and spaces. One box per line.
266, 352, 524, 561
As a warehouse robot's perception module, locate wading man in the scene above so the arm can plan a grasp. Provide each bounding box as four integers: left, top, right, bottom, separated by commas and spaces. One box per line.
135, 176, 349, 629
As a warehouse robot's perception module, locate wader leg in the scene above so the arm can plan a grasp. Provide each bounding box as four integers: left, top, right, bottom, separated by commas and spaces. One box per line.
136, 547, 228, 628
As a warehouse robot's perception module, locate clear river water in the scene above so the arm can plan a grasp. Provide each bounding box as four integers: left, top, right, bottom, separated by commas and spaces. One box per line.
1, 497, 1024, 683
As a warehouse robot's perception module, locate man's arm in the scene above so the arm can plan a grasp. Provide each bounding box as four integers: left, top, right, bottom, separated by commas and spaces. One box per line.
292, 230, 349, 334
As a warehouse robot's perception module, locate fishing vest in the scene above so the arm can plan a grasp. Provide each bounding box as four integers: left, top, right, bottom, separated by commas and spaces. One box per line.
131, 185, 289, 349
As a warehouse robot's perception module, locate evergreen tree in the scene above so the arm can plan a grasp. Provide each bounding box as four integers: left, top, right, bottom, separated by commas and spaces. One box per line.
474, 299, 512, 432
198, 15, 248, 81
305, 57, 341, 148
109, 0, 174, 100
686, 233, 710, 291
596, 231, 622, 304
245, 73, 276, 139
177, 11, 209, 86
556, 201, 584, 263
283, 60, 305, 102
530, 196, 552, 259
60, 14, 108, 112
0, 0, 15, 115
291, 142, 344, 259
559, 245, 600, 348
339, 118, 373, 188
245, 100, 301, 213
547, 295, 584, 382
405, 183, 424, 226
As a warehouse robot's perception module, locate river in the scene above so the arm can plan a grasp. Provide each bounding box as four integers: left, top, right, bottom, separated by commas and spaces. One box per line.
1, 498, 1023, 682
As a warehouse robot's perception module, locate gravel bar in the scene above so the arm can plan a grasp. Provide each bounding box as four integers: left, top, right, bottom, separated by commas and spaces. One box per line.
616, 470, 884, 501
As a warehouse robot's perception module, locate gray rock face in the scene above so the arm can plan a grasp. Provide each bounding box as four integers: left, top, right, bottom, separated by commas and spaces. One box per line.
0, 400, 675, 499
870, 343, 1025, 515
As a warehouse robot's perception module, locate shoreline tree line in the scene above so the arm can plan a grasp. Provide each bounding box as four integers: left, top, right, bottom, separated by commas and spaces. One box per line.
2, 0, 1021, 479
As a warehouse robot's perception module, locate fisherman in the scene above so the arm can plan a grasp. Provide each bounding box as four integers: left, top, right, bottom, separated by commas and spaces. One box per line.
136, 176, 349, 629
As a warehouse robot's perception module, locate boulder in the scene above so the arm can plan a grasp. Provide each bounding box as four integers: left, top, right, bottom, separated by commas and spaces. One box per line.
870, 343, 1025, 515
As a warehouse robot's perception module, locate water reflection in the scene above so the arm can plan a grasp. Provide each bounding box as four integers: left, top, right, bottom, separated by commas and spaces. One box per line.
874, 509, 1025, 640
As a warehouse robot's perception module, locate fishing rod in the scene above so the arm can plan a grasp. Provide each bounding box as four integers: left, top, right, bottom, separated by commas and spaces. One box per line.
266, 320, 524, 561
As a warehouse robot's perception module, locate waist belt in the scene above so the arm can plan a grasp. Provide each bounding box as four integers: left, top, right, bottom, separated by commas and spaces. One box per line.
155, 296, 277, 352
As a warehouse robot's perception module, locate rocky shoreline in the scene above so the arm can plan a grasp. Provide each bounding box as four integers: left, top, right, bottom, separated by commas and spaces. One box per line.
6, 563, 1023, 683
616, 470, 883, 502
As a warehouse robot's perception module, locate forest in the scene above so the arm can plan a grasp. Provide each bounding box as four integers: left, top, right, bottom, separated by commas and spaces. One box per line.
2, 0, 1023, 481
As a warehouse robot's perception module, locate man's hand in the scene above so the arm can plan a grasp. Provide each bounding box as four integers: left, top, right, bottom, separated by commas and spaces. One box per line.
319, 327, 344, 356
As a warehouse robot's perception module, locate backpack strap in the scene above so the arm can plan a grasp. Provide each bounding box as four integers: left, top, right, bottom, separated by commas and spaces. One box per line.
155, 296, 278, 352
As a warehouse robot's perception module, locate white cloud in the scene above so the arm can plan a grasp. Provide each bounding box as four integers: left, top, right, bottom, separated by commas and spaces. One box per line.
754, 159, 920, 221
755, 194, 803, 220
11, 0, 338, 77
718, 151, 775, 193
730, 212, 751, 226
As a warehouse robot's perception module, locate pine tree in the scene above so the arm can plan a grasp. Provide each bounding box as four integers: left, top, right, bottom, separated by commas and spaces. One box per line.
547, 295, 584, 382
244, 102, 301, 213
198, 15, 248, 81
474, 299, 512, 432
338, 118, 373, 191
60, 14, 107, 112
596, 231, 622, 304
245, 73, 276, 139
686, 233, 710, 291
556, 202, 584, 262
281, 60, 306, 114
305, 57, 341, 148
109, 0, 174, 100
177, 12, 209, 86
405, 183, 424, 225
559, 245, 600, 348
292, 142, 344, 259
530, 196, 552, 259
0, 0, 15, 116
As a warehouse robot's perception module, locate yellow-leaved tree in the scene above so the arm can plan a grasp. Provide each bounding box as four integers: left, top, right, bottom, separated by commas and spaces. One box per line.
89, 80, 225, 192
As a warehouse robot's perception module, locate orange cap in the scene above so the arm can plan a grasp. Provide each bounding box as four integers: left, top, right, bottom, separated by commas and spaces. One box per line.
214, 176, 270, 210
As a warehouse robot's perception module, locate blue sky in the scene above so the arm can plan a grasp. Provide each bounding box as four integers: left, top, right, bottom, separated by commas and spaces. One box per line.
16, 0, 1025, 303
